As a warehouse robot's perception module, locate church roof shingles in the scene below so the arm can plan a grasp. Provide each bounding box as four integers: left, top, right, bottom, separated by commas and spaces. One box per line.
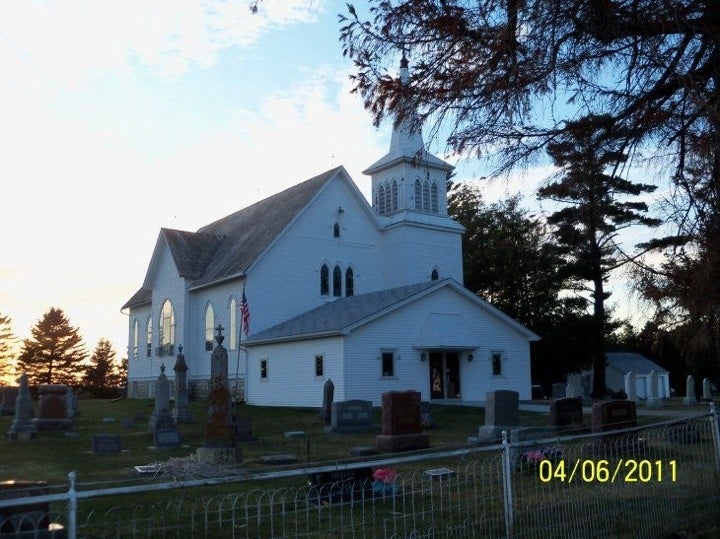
122, 167, 342, 309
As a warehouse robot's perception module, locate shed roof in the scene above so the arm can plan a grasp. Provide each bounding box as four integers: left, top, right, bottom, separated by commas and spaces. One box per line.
606, 352, 668, 375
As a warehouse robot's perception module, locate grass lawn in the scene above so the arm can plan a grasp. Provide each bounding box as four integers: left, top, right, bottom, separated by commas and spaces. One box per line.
0, 397, 702, 488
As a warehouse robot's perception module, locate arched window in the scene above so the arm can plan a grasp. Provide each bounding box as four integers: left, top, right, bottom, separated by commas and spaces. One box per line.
423, 181, 430, 211
146, 317, 152, 357
229, 297, 237, 350
431, 182, 439, 213
431, 268, 439, 281
132, 319, 139, 361
345, 267, 354, 297
205, 303, 215, 351
333, 222, 340, 238
333, 265, 342, 297
414, 180, 422, 210
384, 182, 392, 213
391, 181, 398, 211
320, 264, 329, 295
159, 300, 175, 355
378, 185, 386, 215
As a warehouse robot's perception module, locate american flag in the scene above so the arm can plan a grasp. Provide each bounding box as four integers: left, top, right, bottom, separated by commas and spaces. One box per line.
240, 285, 250, 336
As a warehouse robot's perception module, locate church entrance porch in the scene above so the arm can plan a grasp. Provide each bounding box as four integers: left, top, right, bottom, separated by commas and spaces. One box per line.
429, 352, 460, 400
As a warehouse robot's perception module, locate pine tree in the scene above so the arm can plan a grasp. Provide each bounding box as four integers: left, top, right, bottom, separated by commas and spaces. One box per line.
83, 338, 124, 397
538, 115, 661, 397
0, 312, 17, 384
17, 307, 88, 386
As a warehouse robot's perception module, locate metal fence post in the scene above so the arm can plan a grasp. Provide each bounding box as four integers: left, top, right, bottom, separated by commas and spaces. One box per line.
67, 471, 77, 539
710, 402, 720, 473
501, 430, 514, 538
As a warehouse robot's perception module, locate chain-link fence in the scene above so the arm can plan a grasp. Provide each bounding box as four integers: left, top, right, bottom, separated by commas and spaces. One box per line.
2, 411, 720, 538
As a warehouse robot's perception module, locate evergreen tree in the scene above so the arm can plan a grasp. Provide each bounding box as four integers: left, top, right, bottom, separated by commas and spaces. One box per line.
17, 307, 88, 386
0, 312, 17, 384
538, 115, 661, 397
83, 338, 124, 397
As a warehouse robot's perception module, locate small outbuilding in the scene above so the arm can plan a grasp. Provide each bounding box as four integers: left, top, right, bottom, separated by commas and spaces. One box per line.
605, 352, 670, 399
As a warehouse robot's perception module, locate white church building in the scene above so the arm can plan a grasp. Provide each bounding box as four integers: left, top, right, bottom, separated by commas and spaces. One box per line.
122, 62, 539, 406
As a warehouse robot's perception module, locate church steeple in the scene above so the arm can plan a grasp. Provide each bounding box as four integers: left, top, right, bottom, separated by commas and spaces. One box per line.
363, 55, 454, 218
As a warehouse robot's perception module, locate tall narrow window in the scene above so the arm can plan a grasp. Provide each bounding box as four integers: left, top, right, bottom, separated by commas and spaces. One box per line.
205, 303, 215, 351
146, 317, 152, 357
333, 265, 342, 297
431, 268, 439, 281
384, 182, 392, 213
229, 297, 237, 350
414, 180, 422, 210
391, 181, 398, 211
381, 351, 395, 377
260, 359, 268, 379
333, 222, 340, 238
320, 264, 329, 295
431, 182, 439, 213
422, 181, 430, 211
315, 355, 324, 377
491, 351, 503, 376
378, 185, 386, 215
132, 319, 139, 361
159, 300, 175, 355
345, 267, 354, 297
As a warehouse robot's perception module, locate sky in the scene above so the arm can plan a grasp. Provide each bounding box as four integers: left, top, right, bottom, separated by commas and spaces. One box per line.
0, 0, 658, 362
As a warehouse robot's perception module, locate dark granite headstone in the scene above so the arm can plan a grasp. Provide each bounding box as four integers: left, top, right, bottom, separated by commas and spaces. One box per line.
331, 400, 375, 433
381, 391, 421, 436
33, 385, 72, 431
485, 390, 519, 426
154, 429, 182, 448
1, 387, 18, 416
92, 433, 121, 454
420, 401, 435, 429
319, 378, 334, 425
549, 397, 584, 430
233, 416, 258, 441
308, 467, 373, 504
591, 400, 637, 433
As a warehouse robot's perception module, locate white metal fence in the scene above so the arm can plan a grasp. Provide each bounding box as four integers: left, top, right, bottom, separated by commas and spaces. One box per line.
2, 408, 720, 538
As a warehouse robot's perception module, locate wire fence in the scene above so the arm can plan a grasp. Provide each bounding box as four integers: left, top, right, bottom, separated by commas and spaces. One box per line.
2, 408, 720, 538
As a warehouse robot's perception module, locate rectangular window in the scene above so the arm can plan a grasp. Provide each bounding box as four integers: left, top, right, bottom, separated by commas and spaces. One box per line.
491, 351, 503, 376
315, 355, 324, 377
260, 359, 268, 379
381, 351, 395, 377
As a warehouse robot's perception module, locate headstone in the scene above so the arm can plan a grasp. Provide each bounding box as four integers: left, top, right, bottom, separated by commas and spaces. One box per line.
330, 400, 376, 433
1, 386, 19, 416
587, 400, 644, 457
376, 391, 429, 452
6, 374, 36, 440
580, 372, 592, 403
683, 375, 698, 405
307, 467, 373, 505
91, 433, 122, 454
172, 346, 192, 423
154, 429, 182, 448
197, 325, 240, 464
475, 390, 520, 443
624, 371, 637, 402
646, 370, 661, 407
65, 387, 78, 420
551, 383, 566, 399
33, 384, 72, 431
148, 364, 174, 430
485, 390, 519, 427
565, 382, 578, 399
232, 415, 258, 441
591, 400, 637, 433
319, 378, 334, 425
702, 377, 712, 400
549, 397, 584, 431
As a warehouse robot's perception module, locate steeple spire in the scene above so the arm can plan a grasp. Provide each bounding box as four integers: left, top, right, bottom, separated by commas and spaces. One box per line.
389, 54, 424, 159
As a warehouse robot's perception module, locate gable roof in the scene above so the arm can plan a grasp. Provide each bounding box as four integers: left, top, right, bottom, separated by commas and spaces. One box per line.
245, 278, 539, 346
122, 287, 152, 310
190, 166, 344, 289
606, 352, 668, 375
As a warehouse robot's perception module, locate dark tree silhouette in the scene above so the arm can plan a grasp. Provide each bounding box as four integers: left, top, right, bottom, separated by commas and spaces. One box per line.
17, 307, 88, 386
0, 312, 16, 384
83, 338, 125, 397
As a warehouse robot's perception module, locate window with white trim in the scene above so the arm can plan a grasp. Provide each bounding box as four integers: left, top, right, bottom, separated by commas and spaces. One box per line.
146, 317, 152, 357
491, 351, 504, 376
381, 350, 396, 377
205, 303, 215, 351
315, 355, 324, 377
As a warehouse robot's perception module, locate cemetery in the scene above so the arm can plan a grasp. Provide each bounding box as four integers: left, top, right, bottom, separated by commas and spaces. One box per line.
0, 366, 719, 537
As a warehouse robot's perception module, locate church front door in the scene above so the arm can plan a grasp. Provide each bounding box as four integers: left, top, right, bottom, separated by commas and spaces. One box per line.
429, 352, 461, 400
